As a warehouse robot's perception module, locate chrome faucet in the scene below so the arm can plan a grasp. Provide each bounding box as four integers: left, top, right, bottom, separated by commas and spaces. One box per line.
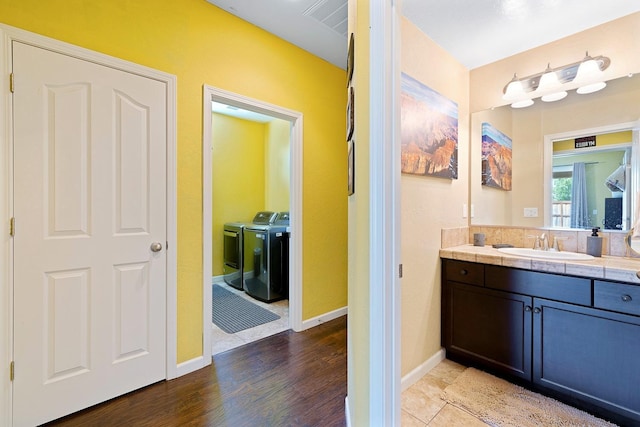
540, 233, 549, 251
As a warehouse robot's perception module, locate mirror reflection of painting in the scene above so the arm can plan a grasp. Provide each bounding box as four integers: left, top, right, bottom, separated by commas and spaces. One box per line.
481, 122, 512, 191
400, 72, 458, 179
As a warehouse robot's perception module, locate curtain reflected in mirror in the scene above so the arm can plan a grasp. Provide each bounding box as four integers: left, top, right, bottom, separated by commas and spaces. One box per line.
570, 162, 589, 228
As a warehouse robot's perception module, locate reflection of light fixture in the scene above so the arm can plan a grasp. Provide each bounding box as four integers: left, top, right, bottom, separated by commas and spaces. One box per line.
502, 53, 610, 108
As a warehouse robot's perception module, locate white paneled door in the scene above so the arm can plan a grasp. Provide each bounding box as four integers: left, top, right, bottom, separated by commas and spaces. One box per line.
12, 41, 167, 426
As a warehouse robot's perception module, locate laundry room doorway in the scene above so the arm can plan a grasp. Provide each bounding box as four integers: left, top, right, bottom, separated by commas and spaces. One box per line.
202, 86, 303, 358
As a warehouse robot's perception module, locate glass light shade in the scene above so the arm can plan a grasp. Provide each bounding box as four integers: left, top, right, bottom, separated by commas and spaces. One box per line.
537, 69, 562, 93
577, 81, 606, 94
503, 78, 525, 101
541, 91, 568, 102
574, 57, 606, 94
575, 58, 602, 82
511, 98, 534, 108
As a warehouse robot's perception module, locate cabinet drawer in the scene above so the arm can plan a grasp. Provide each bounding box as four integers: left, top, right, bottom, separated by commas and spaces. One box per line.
594, 280, 640, 316
444, 260, 484, 286
485, 265, 591, 305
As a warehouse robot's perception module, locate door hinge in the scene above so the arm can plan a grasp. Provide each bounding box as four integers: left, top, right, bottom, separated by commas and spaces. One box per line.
9, 217, 15, 237
398, 263, 403, 279
10, 361, 14, 381
9, 73, 14, 93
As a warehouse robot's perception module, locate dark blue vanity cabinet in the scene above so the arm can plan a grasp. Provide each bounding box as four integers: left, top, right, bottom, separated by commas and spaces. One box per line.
442, 259, 640, 425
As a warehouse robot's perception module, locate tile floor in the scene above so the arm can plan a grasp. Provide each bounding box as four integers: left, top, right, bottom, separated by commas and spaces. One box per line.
401, 359, 489, 426
211, 280, 289, 356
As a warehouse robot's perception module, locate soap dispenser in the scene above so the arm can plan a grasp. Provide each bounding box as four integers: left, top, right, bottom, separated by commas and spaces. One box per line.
586, 227, 602, 257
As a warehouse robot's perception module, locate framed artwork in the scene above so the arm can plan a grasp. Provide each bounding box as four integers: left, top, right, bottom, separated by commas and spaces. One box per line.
347, 33, 354, 86
481, 122, 512, 191
348, 139, 355, 195
347, 86, 354, 141
400, 72, 458, 179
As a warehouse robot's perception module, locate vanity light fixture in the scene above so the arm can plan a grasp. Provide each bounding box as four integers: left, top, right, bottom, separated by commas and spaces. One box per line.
537, 64, 568, 102
502, 53, 610, 108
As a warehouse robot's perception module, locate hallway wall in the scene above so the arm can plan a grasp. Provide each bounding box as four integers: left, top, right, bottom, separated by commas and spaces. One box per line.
1, 0, 348, 363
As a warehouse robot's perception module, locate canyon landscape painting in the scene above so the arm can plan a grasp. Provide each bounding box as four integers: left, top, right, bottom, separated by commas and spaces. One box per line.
400, 73, 458, 179
481, 122, 512, 191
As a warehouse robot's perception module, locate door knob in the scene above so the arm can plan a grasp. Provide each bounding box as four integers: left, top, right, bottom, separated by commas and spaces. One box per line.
150, 242, 163, 252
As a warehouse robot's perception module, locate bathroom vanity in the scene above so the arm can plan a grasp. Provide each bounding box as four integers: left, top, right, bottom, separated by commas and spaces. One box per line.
441, 250, 640, 425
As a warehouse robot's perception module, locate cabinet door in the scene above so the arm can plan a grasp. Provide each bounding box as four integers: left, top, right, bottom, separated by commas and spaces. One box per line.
443, 282, 532, 380
533, 298, 640, 423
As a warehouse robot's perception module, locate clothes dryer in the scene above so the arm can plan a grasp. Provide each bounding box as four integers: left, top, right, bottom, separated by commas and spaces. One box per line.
243, 212, 289, 302
223, 211, 278, 290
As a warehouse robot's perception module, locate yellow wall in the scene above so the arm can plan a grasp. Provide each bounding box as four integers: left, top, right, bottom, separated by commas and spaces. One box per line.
554, 131, 633, 151
400, 17, 470, 377
211, 113, 266, 275
1, 0, 347, 363
265, 119, 291, 212
347, 0, 371, 422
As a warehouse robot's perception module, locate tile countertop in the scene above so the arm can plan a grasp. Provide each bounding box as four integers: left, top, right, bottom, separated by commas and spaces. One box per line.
440, 244, 640, 285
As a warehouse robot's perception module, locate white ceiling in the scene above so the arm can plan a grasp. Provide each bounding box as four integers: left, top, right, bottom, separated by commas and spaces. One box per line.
207, 0, 640, 70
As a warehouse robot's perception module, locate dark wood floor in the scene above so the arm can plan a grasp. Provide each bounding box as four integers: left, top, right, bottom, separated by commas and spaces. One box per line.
45, 316, 347, 427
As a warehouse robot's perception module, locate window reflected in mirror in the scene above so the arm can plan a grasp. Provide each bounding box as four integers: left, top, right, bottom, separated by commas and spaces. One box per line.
552, 132, 630, 230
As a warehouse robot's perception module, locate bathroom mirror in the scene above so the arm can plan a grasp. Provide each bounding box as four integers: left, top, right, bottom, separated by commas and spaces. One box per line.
625, 229, 640, 256
470, 73, 640, 230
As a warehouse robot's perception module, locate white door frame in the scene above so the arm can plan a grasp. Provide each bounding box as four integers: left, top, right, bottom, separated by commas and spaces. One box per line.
0, 24, 178, 426
202, 85, 304, 351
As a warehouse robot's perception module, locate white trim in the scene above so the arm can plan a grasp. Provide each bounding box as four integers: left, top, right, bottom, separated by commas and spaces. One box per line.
175, 355, 208, 377
0, 23, 179, 425
300, 307, 347, 330
0, 25, 13, 427
345, 396, 352, 427
543, 120, 640, 228
368, 1, 401, 425
400, 349, 446, 392
212, 274, 224, 284
202, 86, 304, 357
201, 89, 214, 366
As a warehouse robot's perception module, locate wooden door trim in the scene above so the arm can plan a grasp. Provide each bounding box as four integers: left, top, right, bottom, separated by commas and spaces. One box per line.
0, 23, 178, 425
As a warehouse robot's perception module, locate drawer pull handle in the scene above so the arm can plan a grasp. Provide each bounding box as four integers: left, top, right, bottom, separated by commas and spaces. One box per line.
460, 269, 468, 276
524, 305, 532, 312
533, 307, 541, 314
621, 294, 633, 302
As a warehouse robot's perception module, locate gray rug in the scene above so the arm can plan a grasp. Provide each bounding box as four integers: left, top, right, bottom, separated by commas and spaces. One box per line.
212, 284, 280, 334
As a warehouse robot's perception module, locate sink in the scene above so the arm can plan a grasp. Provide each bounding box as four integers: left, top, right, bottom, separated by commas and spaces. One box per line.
497, 247, 594, 261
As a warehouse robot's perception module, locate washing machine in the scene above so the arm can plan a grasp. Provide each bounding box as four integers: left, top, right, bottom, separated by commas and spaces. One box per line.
222, 222, 247, 290
243, 212, 289, 302
223, 211, 278, 290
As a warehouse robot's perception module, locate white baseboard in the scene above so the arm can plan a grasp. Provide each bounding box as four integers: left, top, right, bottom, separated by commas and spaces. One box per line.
211, 274, 224, 284
400, 348, 446, 391
299, 306, 348, 331
174, 355, 211, 378
345, 395, 352, 427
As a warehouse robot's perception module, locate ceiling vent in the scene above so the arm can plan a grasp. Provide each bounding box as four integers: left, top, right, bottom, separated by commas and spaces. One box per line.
303, 0, 348, 38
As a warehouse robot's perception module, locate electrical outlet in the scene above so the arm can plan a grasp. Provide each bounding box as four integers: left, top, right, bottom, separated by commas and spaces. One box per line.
471, 204, 475, 218
463, 204, 468, 218
524, 207, 538, 217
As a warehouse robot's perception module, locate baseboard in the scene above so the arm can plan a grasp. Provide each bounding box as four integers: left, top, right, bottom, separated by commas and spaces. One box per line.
345, 395, 352, 427
211, 274, 224, 284
174, 355, 210, 378
300, 306, 348, 331
400, 348, 446, 391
